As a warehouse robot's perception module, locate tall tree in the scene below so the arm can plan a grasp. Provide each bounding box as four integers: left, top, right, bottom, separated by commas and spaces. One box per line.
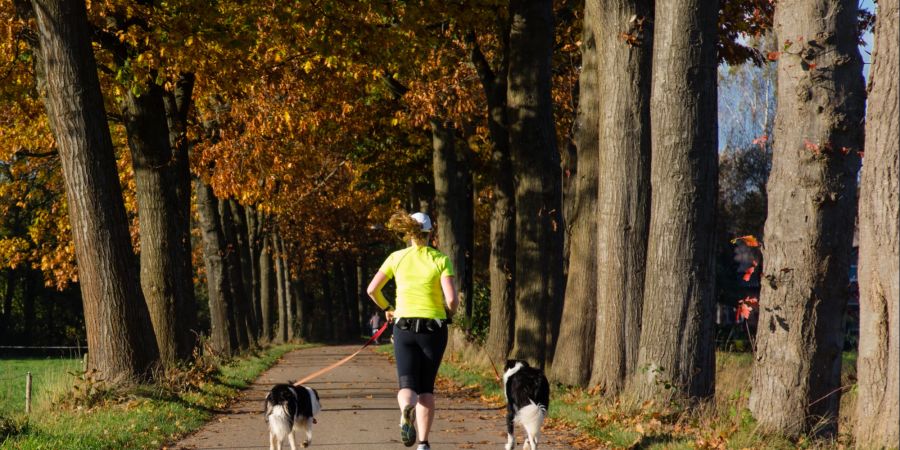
590, 0, 653, 393
633, 0, 718, 400
468, 27, 516, 364
431, 119, 474, 322
549, 0, 600, 386
507, 0, 562, 368
195, 180, 234, 356
748, 0, 866, 437
219, 198, 252, 349
855, 2, 899, 445
121, 83, 189, 367
30, 0, 158, 381
258, 216, 275, 342
162, 73, 198, 360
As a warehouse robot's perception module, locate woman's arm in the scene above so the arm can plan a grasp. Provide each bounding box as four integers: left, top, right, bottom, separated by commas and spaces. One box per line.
440, 275, 458, 317
367, 271, 393, 320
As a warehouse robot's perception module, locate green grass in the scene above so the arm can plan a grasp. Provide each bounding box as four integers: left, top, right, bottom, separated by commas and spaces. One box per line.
1, 344, 305, 450
1, 358, 82, 416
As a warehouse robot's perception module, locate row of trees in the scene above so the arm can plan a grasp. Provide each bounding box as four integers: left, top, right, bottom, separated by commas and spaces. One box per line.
0, 0, 896, 446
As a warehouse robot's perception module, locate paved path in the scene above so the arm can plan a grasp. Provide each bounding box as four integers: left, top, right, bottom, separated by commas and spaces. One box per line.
174, 345, 577, 450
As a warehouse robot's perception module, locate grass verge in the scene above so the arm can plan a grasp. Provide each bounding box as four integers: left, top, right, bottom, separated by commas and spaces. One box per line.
0, 343, 305, 450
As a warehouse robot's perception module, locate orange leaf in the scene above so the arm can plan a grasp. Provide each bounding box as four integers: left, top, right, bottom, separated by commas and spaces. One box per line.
730, 235, 760, 247
742, 260, 758, 282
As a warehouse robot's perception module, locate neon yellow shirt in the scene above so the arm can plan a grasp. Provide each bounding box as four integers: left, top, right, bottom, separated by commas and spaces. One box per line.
379, 244, 454, 319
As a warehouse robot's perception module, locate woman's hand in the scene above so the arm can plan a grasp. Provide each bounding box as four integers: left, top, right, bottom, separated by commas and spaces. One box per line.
385, 310, 394, 322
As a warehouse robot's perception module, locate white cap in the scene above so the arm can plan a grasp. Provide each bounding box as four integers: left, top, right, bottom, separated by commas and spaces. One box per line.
410, 212, 433, 232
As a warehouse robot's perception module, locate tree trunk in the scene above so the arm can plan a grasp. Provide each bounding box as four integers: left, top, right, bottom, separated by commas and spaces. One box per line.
229, 200, 258, 337
855, 1, 899, 446
321, 258, 334, 341
279, 234, 294, 340
356, 257, 368, 333
471, 30, 517, 363
633, 0, 718, 401
590, 0, 653, 393
31, 0, 159, 381
748, 0, 866, 437
273, 230, 288, 343
22, 270, 35, 343
507, 0, 562, 368
343, 259, 361, 337
548, 0, 600, 387
195, 180, 234, 356
162, 73, 198, 361
122, 83, 187, 367
258, 220, 274, 342
431, 119, 475, 322
219, 198, 252, 350
246, 206, 263, 339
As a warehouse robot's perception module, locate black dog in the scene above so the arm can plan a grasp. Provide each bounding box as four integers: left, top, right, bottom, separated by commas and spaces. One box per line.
264, 383, 321, 449
503, 360, 550, 450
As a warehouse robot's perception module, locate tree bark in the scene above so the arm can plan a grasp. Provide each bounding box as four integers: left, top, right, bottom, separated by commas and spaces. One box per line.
343, 259, 361, 337
31, 0, 159, 381
162, 73, 198, 361
356, 256, 368, 333
258, 218, 275, 342
748, 0, 866, 437
431, 119, 475, 323
549, 0, 601, 387
633, 0, 718, 401
273, 229, 288, 343
1, 269, 17, 342
246, 206, 263, 339
855, 1, 899, 446
229, 200, 258, 337
219, 198, 252, 350
590, 0, 653, 393
195, 180, 234, 356
470, 29, 517, 364
507, 0, 562, 369
279, 234, 294, 340
121, 83, 188, 367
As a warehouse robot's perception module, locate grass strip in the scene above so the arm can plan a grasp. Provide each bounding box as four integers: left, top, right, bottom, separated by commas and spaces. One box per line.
1, 343, 305, 450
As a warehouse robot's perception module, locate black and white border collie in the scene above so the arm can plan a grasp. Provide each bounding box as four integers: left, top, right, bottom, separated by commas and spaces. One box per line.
264, 383, 321, 449
503, 360, 550, 450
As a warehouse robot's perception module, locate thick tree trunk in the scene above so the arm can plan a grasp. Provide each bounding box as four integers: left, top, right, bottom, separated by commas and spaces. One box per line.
470, 29, 516, 363
195, 180, 234, 356
633, 0, 718, 401
122, 83, 187, 367
507, 0, 562, 368
431, 119, 475, 322
162, 73, 197, 361
590, 0, 653, 393
273, 230, 288, 343
31, 0, 159, 381
549, 0, 601, 387
258, 221, 275, 342
219, 198, 252, 350
855, 2, 899, 446
748, 0, 865, 437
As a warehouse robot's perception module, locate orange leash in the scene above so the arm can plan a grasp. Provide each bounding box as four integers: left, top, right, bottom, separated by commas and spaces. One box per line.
486, 353, 502, 383
294, 322, 390, 386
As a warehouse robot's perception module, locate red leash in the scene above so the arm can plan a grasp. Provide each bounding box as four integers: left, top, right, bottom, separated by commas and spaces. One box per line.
294, 322, 390, 386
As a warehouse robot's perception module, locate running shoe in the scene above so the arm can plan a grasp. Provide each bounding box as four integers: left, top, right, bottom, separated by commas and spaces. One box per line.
416, 442, 431, 450
400, 404, 417, 447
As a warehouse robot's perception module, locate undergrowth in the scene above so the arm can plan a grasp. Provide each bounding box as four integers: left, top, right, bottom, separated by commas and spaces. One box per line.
0, 343, 305, 450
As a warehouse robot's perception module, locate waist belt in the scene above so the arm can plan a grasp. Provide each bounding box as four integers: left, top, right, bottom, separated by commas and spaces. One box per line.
395, 317, 449, 333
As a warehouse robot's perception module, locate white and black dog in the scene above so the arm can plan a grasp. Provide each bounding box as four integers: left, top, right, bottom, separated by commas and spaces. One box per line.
264, 383, 321, 449
503, 360, 550, 450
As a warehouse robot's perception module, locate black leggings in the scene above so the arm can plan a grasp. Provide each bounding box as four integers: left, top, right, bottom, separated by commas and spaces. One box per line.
393, 322, 448, 394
